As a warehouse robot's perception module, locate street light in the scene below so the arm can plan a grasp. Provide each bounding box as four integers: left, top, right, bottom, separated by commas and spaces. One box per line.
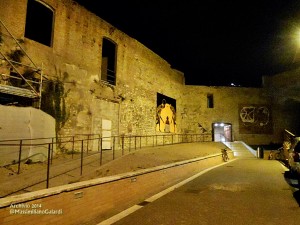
292, 29, 300, 63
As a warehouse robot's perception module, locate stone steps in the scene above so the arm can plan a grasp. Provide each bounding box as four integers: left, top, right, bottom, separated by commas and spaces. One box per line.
224, 141, 256, 158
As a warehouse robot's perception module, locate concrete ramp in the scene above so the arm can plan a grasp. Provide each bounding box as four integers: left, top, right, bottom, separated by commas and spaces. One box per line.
224, 141, 256, 158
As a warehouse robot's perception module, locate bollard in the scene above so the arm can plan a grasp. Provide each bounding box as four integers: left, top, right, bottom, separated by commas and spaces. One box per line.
257, 146, 264, 159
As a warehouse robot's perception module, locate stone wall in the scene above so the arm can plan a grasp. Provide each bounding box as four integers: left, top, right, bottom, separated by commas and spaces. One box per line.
0, 0, 184, 141
181, 85, 278, 145
0, 0, 291, 147
263, 69, 300, 135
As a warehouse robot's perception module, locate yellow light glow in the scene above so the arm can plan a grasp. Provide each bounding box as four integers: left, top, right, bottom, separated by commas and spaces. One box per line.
297, 30, 300, 46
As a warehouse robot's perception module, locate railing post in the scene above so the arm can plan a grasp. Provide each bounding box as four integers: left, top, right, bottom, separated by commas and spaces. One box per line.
113, 137, 115, 160
51, 138, 54, 164
86, 134, 89, 155
140, 136, 142, 149
145, 135, 147, 147
17, 140, 22, 174
129, 136, 131, 152
100, 138, 103, 166
134, 136, 137, 150
121, 135, 124, 156
98, 134, 101, 152
46, 143, 51, 188
72, 136, 75, 159
80, 140, 84, 175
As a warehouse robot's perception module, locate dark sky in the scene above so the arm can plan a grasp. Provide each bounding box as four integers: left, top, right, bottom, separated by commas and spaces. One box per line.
74, 0, 300, 87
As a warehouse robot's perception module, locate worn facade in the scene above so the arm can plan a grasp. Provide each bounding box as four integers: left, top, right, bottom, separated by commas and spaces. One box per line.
0, 0, 299, 147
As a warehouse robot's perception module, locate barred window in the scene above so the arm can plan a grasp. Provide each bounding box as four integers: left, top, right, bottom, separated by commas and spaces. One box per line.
101, 38, 117, 85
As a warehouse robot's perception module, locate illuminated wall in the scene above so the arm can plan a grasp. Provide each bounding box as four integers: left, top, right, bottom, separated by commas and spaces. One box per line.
0, 0, 295, 146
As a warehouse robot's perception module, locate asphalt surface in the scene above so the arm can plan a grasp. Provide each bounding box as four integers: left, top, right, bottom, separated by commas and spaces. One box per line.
105, 153, 300, 225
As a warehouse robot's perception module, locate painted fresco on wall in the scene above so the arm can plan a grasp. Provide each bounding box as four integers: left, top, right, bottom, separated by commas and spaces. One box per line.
239, 104, 273, 134
156, 93, 176, 133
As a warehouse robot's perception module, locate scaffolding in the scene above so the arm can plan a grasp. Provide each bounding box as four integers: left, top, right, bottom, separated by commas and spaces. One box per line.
0, 19, 43, 108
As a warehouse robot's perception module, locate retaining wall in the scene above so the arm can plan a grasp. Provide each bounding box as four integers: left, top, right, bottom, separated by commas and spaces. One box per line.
0, 151, 234, 225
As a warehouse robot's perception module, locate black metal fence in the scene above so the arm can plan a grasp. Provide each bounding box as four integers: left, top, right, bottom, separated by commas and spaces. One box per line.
0, 133, 212, 191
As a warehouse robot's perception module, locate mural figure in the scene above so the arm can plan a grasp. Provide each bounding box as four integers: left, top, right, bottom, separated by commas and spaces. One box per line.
156, 94, 176, 133
170, 105, 176, 132
156, 99, 166, 131
165, 116, 170, 132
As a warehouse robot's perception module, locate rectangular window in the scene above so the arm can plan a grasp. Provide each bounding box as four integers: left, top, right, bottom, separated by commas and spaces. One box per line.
101, 38, 116, 85
207, 94, 214, 108
25, 0, 54, 47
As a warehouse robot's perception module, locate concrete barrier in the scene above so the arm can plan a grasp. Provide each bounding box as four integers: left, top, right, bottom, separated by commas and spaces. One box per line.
0, 106, 56, 166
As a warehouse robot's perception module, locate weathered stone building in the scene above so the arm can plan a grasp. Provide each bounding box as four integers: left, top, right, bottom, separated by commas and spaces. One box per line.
0, 0, 299, 147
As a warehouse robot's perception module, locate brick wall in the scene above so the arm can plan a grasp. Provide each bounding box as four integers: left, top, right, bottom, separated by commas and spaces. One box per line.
0, 153, 231, 225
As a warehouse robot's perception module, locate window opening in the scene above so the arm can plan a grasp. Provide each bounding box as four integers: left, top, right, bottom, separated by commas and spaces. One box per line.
101, 38, 116, 85
207, 94, 214, 108
25, 0, 54, 46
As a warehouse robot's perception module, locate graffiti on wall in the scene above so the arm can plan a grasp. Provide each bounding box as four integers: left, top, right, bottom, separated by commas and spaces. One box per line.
239, 104, 273, 134
156, 93, 176, 133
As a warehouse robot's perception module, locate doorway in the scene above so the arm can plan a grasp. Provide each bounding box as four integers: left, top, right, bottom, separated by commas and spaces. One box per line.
212, 123, 232, 142
102, 119, 112, 150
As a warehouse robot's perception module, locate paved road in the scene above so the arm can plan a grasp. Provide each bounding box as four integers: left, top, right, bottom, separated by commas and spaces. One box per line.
104, 157, 300, 225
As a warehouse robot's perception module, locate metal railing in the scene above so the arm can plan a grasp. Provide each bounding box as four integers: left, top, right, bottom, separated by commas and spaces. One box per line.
0, 133, 211, 193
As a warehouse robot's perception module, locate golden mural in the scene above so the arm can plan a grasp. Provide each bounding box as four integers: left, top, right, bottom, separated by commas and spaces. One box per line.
156, 94, 176, 133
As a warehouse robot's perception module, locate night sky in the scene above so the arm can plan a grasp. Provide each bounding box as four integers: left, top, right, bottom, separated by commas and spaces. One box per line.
74, 0, 300, 87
